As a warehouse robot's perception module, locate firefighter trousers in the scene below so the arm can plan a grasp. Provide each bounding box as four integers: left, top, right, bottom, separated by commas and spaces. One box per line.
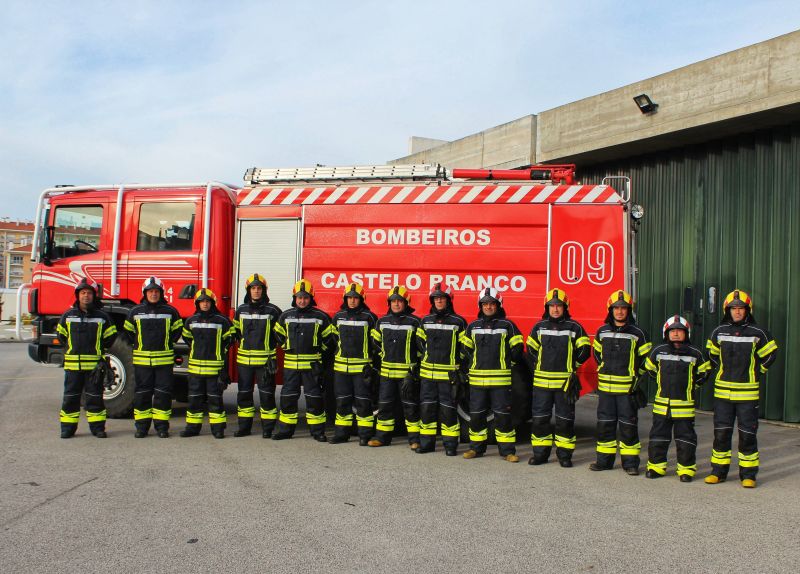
236, 365, 276, 433
647, 414, 697, 477
595, 392, 641, 470
134, 365, 173, 432
374, 376, 420, 445
185, 375, 226, 432
333, 372, 374, 441
275, 368, 327, 439
469, 385, 515, 456
531, 387, 575, 463
419, 377, 459, 451
60, 370, 106, 434
711, 399, 759, 480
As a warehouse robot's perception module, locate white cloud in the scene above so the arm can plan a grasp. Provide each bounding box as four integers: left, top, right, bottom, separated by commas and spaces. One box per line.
1, 0, 799, 217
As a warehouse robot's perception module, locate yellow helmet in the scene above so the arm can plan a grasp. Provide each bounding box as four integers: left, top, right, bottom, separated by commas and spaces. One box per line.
292, 279, 314, 298
194, 288, 216, 303
245, 273, 268, 291
723, 289, 752, 310
343, 282, 366, 300
387, 285, 411, 305
544, 288, 569, 307
607, 290, 633, 309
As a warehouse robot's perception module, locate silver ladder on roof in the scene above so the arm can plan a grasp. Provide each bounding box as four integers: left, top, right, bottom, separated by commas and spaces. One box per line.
244, 164, 446, 185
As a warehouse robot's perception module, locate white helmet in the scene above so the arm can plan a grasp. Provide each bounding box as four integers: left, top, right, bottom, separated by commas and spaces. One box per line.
478, 287, 503, 306
141, 276, 164, 295
662, 315, 691, 340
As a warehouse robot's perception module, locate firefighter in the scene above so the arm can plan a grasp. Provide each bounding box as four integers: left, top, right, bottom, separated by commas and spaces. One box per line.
416, 282, 467, 456
123, 276, 183, 438
369, 286, 422, 448
704, 290, 778, 488
329, 283, 379, 445
232, 274, 282, 438
460, 288, 524, 462
180, 288, 235, 439
272, 279, 335, 442
56, 278, 118, 439
644, 316, 711, 481
589, 290, 651, 475
526, 288, 590, 467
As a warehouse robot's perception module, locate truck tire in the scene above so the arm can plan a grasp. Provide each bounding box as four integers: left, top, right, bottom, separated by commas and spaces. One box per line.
103, 338, 135, 418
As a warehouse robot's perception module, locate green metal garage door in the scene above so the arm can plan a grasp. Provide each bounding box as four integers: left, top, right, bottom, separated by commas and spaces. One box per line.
580, 123, 800, 422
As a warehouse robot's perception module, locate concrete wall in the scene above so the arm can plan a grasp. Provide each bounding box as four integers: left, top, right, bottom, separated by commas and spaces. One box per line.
389, 30, 800, 169
537, 29, 800, 162
391, 115, 536, 169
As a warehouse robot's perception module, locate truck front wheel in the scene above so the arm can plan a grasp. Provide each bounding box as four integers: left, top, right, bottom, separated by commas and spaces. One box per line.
103, 338, 135, 418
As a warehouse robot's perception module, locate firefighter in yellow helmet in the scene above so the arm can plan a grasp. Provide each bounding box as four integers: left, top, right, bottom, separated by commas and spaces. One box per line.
232, 274, 282, 437
589, 290, 651, 475
525, 288, 590, 467
704, 290, 777, 488
329, 282, 379, 445
56, 278, 118, 438
272, 279, 335, 441
369, 286, 423, 448
180, 289, 235, 438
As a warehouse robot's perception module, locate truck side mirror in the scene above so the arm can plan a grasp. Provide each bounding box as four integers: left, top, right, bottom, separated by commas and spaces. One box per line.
179, 284, 197, 299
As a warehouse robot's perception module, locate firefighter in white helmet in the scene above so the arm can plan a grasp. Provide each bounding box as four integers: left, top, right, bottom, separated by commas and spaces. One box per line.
525, 288, 590, 467
272, 279, 336, 442
369, 286, 423, 448
644, 315, 711, 481
329, 282, 380, 445
56, 278, 118, 439
123, 276, 183, 438
415, 282, 467, 456
704, 290, 777, 488
232, 273, 282, 438
460, 287, 524, 462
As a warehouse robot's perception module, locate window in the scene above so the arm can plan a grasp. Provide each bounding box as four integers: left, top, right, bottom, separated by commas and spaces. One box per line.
11, 255, 23, 264
51, 205, 103, 259
137, 202, 196, 252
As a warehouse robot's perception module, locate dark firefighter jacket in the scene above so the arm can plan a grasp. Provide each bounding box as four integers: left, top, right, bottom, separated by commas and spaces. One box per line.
592, 321, 651, 393
417, 307, 467, 381
645, 342, 711, 418
372, 310, 422, 378
331, 305, 379, 374
706, 317, 778, 401
57, 304, 117, 371
123, 301, 183, 367
526, 317, 590, 389
182, 311, 235, 376
459, 311, 524, 386
233, 298, 282, 366
274, 306, 335, 370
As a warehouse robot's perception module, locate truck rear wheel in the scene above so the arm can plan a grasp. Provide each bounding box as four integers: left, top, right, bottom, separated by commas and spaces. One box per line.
103, 338, 135, 418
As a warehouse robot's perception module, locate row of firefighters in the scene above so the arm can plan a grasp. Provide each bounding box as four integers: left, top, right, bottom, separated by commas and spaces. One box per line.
57, 275, 777, 487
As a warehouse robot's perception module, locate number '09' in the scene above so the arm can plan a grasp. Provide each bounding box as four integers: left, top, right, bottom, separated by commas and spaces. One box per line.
558, 241, 614, 285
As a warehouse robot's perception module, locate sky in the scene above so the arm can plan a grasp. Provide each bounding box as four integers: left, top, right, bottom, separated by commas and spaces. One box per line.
1, 0, 799, 220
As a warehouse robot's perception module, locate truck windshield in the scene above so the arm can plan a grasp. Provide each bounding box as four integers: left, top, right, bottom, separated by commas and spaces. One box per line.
50, 205, 103, 259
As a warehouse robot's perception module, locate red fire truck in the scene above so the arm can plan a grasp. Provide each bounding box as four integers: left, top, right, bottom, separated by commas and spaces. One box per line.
23, 164, 636, 430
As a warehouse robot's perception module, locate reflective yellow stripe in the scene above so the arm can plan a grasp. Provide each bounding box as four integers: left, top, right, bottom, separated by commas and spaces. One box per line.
738, 451, 759, 467
676, 463, 697, 477
335, 413, 354, 427
619, 441, 641, 456
86, 410, 107, 423
711, 449, 731, 465
237, 406, 256, 418
59, 410, 80, 424
405, 419, 420, 433
208, 411, 227, 424
554, 434, 576, 450
356, 414, 374, 428
646, 461, 667, 475
531, 434, 553, 447
596, 440, 617, 454
376, 419, 395, 432
441, 423, 460, 437
306, 411, 326, 425
279, 411, 298, 425
495, 428, 516, 443
470, 428, 488, 441
134, 408, 153, 420
186, 411, 204, 424
152, 408, 171, 421
259, 407, 277, 420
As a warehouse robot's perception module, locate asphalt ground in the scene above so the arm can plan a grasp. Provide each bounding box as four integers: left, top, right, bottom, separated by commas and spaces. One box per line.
1, 343, 799, 573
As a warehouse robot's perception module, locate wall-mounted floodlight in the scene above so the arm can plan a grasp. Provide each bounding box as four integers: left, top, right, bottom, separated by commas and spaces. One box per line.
633, 94, 658, 114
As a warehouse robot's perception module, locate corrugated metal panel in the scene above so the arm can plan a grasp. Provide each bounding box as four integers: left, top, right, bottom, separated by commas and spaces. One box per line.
579, 123, 800, 422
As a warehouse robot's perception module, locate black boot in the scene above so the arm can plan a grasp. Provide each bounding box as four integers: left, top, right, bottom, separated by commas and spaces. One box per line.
329, 435, 350, 444
60, 425, 76, 439
271, 430, 293, 440
261, 421, 275, 439
92, 430, 108, 438
313, 433, 329, 443
180, 425, 200, 438
528, 456, 549, 466
234, 418, 253, 437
